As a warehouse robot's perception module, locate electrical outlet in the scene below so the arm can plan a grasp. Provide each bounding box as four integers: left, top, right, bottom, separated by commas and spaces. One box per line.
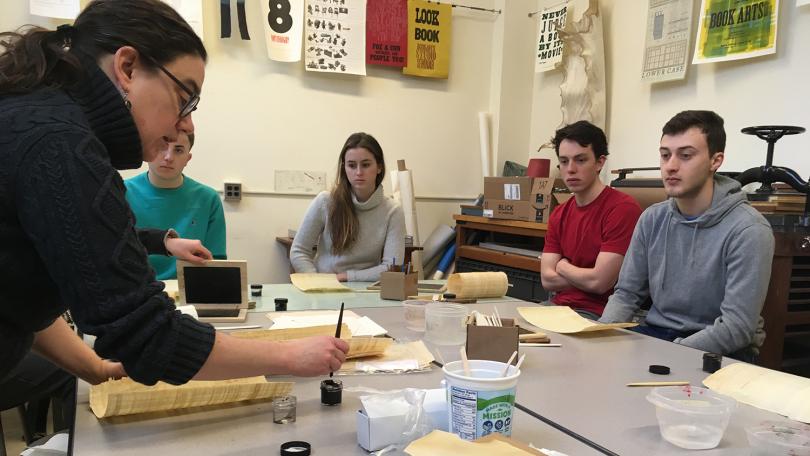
224, 182, 242, 201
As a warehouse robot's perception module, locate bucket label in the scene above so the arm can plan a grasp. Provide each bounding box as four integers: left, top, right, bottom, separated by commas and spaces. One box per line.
449, 386, 515, 440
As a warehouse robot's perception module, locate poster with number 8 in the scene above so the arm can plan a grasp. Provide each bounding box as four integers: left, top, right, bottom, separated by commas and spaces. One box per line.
262, 0, 305, 62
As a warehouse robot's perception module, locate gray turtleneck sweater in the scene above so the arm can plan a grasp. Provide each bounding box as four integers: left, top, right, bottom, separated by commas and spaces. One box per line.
600, 175, 774, 355
290, 186, 406, 282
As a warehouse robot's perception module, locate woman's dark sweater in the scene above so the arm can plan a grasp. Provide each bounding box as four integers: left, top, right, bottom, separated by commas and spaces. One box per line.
0, 55, 215, 385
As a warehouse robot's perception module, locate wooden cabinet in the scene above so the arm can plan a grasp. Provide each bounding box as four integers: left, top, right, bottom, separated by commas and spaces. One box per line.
759, 231, 810, 373
453, 215, 546, 273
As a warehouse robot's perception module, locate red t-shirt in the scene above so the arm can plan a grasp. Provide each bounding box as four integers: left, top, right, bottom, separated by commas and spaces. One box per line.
543, 186, 642, 316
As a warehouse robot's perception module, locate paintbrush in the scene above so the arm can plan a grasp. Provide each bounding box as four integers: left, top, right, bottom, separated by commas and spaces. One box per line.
330, 302, 345, 378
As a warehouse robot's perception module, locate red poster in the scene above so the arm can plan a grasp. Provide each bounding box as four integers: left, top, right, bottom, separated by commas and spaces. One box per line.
366, 0, 407, 67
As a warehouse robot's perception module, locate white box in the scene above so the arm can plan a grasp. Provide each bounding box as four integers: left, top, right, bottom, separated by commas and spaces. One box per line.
356, 389, 448, 452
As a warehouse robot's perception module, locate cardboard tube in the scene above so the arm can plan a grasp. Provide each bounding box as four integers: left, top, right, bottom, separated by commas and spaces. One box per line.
478, 112, 492, 178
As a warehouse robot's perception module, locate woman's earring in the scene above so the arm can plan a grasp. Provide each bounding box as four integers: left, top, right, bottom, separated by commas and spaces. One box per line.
123, 91, 132, 110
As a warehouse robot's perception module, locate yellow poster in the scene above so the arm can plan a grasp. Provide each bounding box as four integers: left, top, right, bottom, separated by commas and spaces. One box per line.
693, 0, 778, 64
403, 0, 452, 78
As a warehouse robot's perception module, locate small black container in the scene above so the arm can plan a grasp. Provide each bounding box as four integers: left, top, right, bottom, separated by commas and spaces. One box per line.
275, 298, 288, 311
320, 379, 342, 405
250, 284, 262, 297
702, 352, 722, 373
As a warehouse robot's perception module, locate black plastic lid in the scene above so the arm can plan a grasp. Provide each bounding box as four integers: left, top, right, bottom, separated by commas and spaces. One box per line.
280, 441, 311, 456
649, 364, 670, 375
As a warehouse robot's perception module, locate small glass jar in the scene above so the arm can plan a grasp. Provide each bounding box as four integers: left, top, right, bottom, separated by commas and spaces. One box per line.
272, 395, 297, 424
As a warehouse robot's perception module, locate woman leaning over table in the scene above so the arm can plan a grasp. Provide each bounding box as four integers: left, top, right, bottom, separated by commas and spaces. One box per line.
0, 0, 348, 387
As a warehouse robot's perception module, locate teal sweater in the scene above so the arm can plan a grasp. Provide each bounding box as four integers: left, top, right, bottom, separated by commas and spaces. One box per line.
125, 173, 227, 279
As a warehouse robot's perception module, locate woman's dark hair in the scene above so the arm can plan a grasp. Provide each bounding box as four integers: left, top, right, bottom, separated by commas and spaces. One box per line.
551, 120, 609, 159
328, 133, 386, 255
0, 0, 206, 94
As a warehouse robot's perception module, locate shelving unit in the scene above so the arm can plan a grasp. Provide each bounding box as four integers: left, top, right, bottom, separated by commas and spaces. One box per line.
453, 215, 547, 301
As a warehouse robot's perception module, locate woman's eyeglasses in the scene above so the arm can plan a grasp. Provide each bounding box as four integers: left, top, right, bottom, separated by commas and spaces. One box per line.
151, 61, 200, 118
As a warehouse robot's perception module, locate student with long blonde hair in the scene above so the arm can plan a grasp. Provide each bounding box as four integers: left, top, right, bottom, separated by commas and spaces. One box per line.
291, 132, 406, 281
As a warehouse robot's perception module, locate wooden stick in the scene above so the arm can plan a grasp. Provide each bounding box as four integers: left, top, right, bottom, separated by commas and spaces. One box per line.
501, 351, 518, 377
513, 353, 527, 372
519, 332, 548, 341
493, 307, 503, 327
519, 343, 561, 347
459, 346, 471, 377
626, 381, 689, 387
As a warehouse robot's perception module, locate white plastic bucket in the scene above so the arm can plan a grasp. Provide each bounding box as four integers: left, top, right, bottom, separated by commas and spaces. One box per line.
442, 359, 520, 441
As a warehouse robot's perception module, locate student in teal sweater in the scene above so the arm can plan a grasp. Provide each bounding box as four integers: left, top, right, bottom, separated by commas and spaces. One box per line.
126, 132, 227, 279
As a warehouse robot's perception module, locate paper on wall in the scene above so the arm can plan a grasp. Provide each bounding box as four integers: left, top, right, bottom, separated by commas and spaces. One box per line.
305, 0, 367, 74
692, 0, 779, 64
290, 273, 351, 292
30, 0, 80, 19
517, 306, 637, 334
703, 362, 810, 423
261, 0, 305, 62
162, 0, 204, 39
402, 0, 452, 78
641, 0, 694, 82
534, 1, 568, 73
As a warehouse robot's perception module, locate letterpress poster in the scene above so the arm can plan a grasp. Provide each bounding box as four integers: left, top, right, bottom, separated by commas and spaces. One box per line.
402, 0, 452, 79
305, 0, 367, 75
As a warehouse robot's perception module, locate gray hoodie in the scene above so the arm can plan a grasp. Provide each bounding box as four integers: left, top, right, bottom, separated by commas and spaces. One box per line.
600, 175, 774, 355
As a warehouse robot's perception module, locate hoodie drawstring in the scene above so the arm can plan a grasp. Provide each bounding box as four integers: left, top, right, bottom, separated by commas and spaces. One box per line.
661, 211, 673, 291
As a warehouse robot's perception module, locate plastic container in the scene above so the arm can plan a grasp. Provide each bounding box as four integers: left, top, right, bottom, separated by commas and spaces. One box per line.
746, 421, 810, 456
442, 359, 521, 441
424, 302, 467, 345
403, 300, 429, 332
646, 386, 736, 450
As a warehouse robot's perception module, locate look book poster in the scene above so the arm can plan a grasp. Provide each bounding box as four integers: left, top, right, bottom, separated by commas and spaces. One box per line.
535, 2, 568, 73
641, 0, 694, 82
402, 0, 452, 79
366, 0, 408, 67
262, 0, 305, 62
305, 0, 367, 75
693, 0, 779, 64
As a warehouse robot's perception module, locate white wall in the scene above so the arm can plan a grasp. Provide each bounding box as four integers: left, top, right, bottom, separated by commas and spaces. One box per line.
1, 0, 509, 284
531, 0, 810, 180
7, 1, 808, 282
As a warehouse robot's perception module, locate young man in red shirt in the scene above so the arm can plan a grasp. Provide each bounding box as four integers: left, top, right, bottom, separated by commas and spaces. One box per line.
541, 121, 642, 318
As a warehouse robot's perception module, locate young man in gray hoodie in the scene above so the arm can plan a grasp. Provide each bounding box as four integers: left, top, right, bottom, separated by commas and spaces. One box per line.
599, 111, 774, 360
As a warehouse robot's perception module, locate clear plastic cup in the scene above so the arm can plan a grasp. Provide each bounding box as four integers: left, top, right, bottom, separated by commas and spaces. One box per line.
746, 421, 810, 456
646, 386, 736, 450
424, 302, 467, 345
403, 300, 429, 332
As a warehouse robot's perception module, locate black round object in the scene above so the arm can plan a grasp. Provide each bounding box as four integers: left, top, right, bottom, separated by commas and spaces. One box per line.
703, 353, 722, 373
280, 441, 311, 456
648, 364, 670, 375
250, 284, 262, 297
443, 293, 456, 300
275, 298, 288, 312
320, 379, 342, 406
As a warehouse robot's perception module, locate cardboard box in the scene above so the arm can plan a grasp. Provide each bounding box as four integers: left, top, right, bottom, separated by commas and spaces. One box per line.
465, 318, 519, 364
380, 271, 418, 301
483, 177, 554, 222
356, 389, 448, 451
